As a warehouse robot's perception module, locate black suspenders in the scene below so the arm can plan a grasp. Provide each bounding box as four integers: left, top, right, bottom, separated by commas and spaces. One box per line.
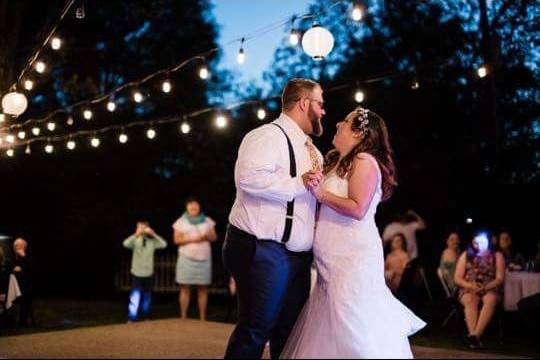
271, 123, 296, 244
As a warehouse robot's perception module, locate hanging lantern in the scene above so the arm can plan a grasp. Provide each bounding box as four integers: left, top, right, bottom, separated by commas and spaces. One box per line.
301, 23, 334, 61
1, 91, 28, 116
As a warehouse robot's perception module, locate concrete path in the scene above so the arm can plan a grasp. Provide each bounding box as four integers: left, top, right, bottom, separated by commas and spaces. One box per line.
0, 318, 525, 358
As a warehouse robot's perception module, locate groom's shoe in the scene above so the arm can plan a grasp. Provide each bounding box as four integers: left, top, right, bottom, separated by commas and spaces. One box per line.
467, 335, 481, 349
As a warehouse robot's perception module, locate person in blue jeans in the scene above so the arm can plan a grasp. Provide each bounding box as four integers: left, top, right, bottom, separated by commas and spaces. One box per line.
123, 221, 167, 322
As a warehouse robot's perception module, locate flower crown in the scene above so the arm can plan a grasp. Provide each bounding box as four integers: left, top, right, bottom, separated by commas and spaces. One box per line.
354, 107, 370, 134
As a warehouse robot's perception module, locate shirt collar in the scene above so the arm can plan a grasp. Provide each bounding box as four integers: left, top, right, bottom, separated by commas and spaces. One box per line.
275, 112, 309, 144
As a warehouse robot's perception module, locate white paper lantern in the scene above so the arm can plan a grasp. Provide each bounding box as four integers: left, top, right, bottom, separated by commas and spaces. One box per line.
1, 92, 28, 116
301, 24, 334, 61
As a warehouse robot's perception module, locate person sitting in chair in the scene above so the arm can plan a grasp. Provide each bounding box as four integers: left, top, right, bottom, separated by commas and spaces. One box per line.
385, 233, 410, 293
454, 232, 505, 349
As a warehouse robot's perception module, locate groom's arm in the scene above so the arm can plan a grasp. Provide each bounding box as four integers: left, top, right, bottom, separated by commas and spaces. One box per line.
235, 127, 307, 202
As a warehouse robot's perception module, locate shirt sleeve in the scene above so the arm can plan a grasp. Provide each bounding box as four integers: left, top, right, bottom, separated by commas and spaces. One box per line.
122, 235, 137, 249
153, 234, 168, 249
235, 126, 307, 203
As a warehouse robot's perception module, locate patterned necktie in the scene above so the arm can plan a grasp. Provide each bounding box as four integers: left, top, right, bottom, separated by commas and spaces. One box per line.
305, 138, 321, 171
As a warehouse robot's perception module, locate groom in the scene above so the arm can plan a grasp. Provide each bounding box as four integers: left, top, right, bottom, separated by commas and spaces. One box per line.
223, 78, 325, 359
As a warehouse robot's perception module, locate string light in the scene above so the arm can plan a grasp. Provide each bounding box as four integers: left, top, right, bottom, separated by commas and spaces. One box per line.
6, 134, 15, 143
180, 122, 191, 134
289, 30, 300, 46
76, 2, 85, 19
6, 149, 14, 157
215, 114, 228, 129
106, 100, 116, 112
0, 113, 5, 122
477, 65, 488, 78
35, 61, 46, 74
24, 79, 34, 91
45, 143, 54, 154
47, 121, 56, 131
51, 36, 62, 50
351, 3, 364, 21
67, 139, 76, 150
237, 38, 246, 65
146, 128, 156, 139
32, 127, 41, 136
67, 114, 74, 125
411, 77, 420, 90
83, 109, 93, 120
17, 131, 26, 140
198, 65, 209, 80
25, 145, 31, 155
354, 89, 365, 103
162, 80, 172, 93
257, 107, 267, 120
91, 136, 100, 148
133, 91, 144, 103
119, 133, 128, 144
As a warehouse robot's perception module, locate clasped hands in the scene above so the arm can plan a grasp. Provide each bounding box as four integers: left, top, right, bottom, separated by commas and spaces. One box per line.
302, 170, 324, 200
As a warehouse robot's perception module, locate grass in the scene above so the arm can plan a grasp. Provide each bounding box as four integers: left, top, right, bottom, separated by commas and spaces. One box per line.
1, 295, 538, 358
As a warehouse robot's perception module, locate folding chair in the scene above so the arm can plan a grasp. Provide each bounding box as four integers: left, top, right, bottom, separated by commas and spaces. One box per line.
437, 267, 461, 327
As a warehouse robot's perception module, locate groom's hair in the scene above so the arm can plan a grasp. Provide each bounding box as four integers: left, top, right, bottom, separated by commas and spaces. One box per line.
282, 78, 320, 111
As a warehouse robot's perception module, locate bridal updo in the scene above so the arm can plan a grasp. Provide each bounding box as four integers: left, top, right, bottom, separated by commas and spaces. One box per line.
323, 107, 398, 201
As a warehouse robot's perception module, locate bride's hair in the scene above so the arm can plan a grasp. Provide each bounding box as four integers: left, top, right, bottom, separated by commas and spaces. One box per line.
323, 107, 398, 201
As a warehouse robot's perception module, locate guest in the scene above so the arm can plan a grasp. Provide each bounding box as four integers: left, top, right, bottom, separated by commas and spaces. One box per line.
439, 232, 460, 293
173, 197, 217, 320
498, 231, 525, 271
0, 247, 7, 311
11, 238, 33, 327
454, 233, 505, 349
122, 221, 167, 322
384, 233, 410, 293
382, 209, 426, 260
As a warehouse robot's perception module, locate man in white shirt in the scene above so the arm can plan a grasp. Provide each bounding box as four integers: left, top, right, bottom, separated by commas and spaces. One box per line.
223, 78, 325, 359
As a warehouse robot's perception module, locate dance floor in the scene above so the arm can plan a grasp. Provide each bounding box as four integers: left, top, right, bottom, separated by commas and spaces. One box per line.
0, 318, 525, 358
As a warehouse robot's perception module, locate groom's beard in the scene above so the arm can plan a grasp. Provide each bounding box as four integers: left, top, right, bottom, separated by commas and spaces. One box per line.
309, 107, 323, 137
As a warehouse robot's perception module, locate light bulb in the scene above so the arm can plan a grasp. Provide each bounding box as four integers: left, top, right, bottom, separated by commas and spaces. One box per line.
32, 127, 40, 136
180, 122, 191, 134
6, 134, 15, 143
0, 114, 5, 122
67, 115, 74, 125
199, 66, 209, 79
51, 37, 62, 50
477, 65, 488, 78
106, 101, 116, 112
146, 128, 156, 139
76, 4, 85, 19
119, 133, 128, 144
354, 90, 365, 103
35, 61, 46, 74
67, 140, 76, 150
411, 79, 420, 90
6, 149, 14, 157
91, 137, 100, 147
216, 114, 228, 129
24, 79, 34, 91
237, 48, 246, 64
257, 108, 266, 120
45, 144, 54, 154
162, 80, 172, 93
133, 91, 144, 103
352, 5, 364, 21
25, 145, 31, 154
83, 109, 93, 120
17, 131, 26, 140
47, 122, 56, 131
289, 31, 300, 46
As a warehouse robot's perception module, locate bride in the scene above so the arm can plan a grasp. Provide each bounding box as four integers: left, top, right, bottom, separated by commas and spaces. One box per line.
281, 107, 425, 359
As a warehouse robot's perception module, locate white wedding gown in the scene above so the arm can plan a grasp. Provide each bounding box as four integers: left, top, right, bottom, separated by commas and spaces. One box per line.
281, 154, 426, 359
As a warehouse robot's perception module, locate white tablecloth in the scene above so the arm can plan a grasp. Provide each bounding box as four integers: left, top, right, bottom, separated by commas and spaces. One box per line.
504, 271, 540, 311
6, 274, 22, 309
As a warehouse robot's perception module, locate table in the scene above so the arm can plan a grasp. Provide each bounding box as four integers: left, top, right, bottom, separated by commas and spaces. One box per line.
504, 271, 540, 311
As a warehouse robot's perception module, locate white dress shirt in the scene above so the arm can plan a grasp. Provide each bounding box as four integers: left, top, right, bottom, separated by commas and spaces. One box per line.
228, 113, 323, 252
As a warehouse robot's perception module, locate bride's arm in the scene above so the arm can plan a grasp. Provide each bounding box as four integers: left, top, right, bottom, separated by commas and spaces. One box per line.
313, 155, 378, 221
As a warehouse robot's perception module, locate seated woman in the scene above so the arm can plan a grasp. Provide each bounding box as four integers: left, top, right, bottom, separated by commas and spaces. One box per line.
384, 233, 410, 293
439, 232, 460, 293
498, 231, 525, 271
454, 233, 505, 349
